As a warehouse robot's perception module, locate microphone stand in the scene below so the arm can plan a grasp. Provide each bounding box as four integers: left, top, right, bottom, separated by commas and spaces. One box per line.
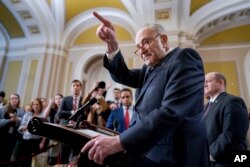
67, 98, 97, 124
74, 114, 84, 129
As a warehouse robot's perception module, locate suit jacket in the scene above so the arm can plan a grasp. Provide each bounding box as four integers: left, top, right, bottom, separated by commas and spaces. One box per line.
204, 92, 249, 167
58, 96, 83, 124
104, 47, 209, 167
106, 107, 126, 133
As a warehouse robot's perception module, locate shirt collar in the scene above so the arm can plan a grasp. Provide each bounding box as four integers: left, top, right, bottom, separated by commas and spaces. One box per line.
210, 91, 224, 103
123, 105, 132, 110
73, 96, 79, 100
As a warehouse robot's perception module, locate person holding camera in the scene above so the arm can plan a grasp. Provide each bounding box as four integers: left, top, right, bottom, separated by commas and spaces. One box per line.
0, 93, 25, 167
83, 81, 111, 127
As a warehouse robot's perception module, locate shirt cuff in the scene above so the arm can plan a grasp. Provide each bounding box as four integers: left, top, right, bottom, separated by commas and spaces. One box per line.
106, 49, 119, 61
210, 155, 216, 162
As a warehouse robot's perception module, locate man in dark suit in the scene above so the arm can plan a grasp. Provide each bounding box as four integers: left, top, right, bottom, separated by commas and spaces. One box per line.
106, 88, 134, 133
204, 72, 249, 167
112, 87, 122, 107
57, 79, 83, 164
81, 12, 209, 167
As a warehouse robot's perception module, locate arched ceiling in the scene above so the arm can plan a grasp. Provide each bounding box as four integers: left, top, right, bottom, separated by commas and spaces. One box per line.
0, 1, 24, 38
65, 0, 128, 24
190, 0, 211, 15
0, 0, 249, 48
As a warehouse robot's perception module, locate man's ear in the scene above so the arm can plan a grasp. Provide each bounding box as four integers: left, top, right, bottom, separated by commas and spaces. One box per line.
160, 34, 169, 47
160, 34, 168, 41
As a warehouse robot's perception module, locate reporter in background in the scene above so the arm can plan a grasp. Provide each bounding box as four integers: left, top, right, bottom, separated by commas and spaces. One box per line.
43, 93, 64, 166
17, 98, 47, 167
106, 88, 134, 133
57, 79, 83, 164
204, 72, 249, 167
0, 93, 24, 167
84, 81, 110, 127
107, 87, 122, 109
81, 12, 209, 167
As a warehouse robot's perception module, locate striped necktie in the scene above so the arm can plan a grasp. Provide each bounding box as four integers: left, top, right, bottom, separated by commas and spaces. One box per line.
125, 107, 130, 129
73, 98, 78, 111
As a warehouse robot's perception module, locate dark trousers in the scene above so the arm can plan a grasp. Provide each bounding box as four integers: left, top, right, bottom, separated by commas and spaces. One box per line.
0, 134, 17, 167
58, 144, 79, 164
16, 139, 42, 167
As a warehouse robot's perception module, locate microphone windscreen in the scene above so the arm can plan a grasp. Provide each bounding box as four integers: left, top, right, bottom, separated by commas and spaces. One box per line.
89, 98, 97, 105
98, 81, 106, 89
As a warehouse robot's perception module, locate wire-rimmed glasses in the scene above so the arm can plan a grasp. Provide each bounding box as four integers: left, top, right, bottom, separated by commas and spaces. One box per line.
134, 34, 161, 56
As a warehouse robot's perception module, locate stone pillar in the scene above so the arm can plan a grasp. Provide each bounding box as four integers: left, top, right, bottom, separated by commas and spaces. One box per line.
178, 31, 198, 49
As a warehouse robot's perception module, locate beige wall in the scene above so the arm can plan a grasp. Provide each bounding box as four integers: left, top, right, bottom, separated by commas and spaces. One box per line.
199, 45, 250, 108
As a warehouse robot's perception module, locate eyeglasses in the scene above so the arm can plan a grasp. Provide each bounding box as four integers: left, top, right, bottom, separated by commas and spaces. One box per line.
134, 34, 161, 56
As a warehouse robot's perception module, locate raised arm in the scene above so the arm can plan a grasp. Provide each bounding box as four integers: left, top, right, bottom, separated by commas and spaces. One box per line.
93, 11, 118, 53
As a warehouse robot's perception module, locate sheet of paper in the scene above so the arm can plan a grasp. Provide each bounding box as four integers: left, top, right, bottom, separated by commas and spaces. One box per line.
76, 129, 107, 138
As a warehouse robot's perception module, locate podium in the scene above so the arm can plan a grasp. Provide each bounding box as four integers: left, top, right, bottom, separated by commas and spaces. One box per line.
28, 117, 133, 167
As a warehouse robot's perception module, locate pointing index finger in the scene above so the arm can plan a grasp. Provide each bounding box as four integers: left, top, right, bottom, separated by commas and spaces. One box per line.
93, 11, 110, 25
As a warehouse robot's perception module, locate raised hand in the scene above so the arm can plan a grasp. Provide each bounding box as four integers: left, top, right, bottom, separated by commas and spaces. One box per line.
93, 11, 118, 53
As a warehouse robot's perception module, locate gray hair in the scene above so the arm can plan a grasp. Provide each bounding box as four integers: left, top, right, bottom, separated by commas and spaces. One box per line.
143, 23, 167, 35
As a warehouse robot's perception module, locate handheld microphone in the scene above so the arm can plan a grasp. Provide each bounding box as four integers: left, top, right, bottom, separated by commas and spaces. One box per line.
67, 98, 97, 122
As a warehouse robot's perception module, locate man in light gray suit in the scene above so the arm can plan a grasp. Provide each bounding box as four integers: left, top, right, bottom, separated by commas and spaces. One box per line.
81, 12, 209, 167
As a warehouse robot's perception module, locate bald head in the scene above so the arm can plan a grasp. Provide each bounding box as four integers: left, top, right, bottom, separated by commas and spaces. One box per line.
204, 72, 226, 98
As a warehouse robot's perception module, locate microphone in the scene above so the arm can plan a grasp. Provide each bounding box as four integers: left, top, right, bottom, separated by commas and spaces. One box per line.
113, 119, 119, 132
67, 98, 97, 122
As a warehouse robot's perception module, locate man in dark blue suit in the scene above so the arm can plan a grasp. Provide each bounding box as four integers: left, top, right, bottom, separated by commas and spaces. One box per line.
57, 79, 83, 164
106, 88, 134, 133
204, 72, 249, 167
81, 12, 209, 167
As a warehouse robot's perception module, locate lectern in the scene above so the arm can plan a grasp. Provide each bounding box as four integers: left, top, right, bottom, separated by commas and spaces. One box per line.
28, 117, 133, 167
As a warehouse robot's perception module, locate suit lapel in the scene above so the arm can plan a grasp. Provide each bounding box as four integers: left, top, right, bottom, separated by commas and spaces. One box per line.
135, 65, 147, 99
203, 102, 215, 119
69, 96, 74, 105
204, 92, 227, 119
78, 96, 83, 108
118, 108, 124, 118
117, 108, 126, 131
135, 48, 180, 106
135, 65, 163, 106
213, 92, 227, 103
